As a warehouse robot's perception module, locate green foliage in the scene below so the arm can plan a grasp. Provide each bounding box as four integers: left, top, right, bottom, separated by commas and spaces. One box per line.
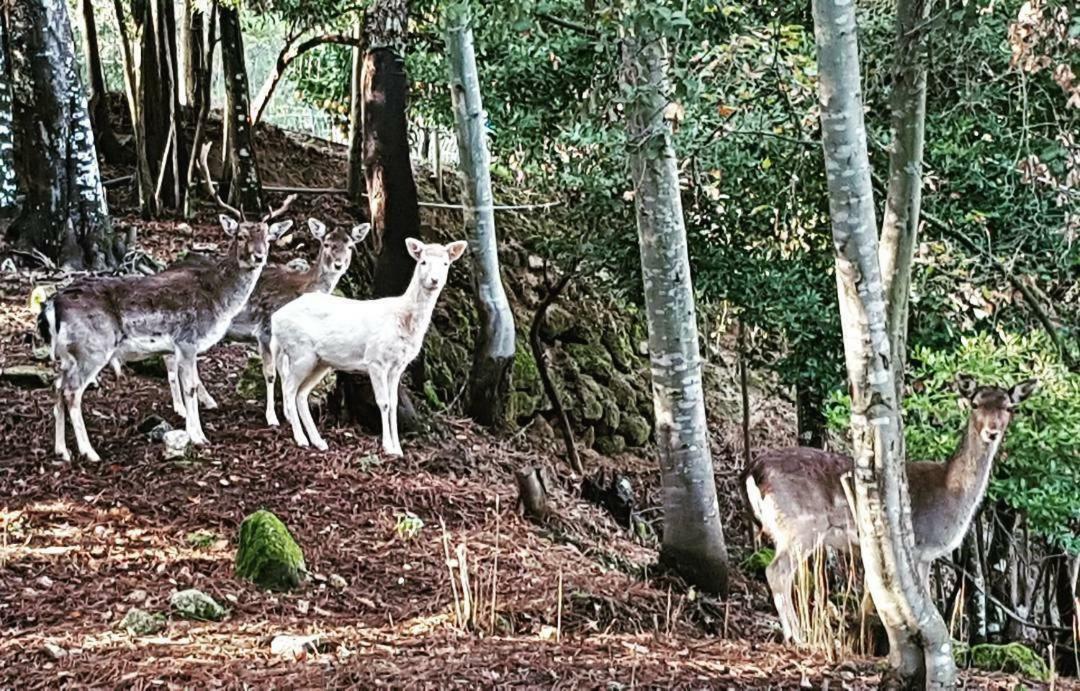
827, 332, 1080, 553
185, 530, 218, 549
740, 547, 775, 575
235, 510, 308, 591
954, 641, 1050, 681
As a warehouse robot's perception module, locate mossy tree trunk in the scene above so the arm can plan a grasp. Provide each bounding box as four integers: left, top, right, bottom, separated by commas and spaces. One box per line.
811, 0, 954, 686
621, 22, 729, 596
7, 0, 119, 269
219, 5, 264, 215
448, 10, 515, 429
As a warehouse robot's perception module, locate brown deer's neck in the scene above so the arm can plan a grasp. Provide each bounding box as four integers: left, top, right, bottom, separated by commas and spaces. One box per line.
944, 416, 1001, 499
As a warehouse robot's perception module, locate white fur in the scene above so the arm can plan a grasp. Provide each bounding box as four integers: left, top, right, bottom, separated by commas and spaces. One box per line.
270, 238, 467, 455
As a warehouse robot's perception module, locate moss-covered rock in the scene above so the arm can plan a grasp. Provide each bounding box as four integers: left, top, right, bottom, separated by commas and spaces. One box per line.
539, 304, 575, 342
578, 375, 605, 422
609, 375, 639, 411
425, 329, 471, 402
594, 434, 626, 456
739, 548, 775, 576
602, 326, 638, 373
236, 356, 264, 401
955, 642, 1049, 681
512, 339, 541, 394
619, 414, 652, 447
235, 510, 307, 592
601, 399, 621, 432
511, 390, 542, 421
170, 589, 227, 621
119, 607, 167, 635
565, 343, 615, 383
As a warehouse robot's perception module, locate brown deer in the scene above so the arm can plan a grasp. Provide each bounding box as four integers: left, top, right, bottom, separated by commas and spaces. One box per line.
742, 374, 1038, 643
160, 218, 370, 426
39, 213, 293, 462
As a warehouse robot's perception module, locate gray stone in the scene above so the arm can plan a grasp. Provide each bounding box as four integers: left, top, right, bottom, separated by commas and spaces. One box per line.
119, 607, 166, 635
170, 589, 227, 621
163, 430, 191, 459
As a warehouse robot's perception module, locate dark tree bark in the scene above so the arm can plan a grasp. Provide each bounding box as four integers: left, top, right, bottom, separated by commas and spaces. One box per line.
78, 0, 124, 163
219, 5, 264, 215
0, 15, 16, 217
111, 0, 154, 214
7, 0, 119, 269
346, 26, 365, 207
795, 380, 827, 448
333, 0, 421, 430
180, 0, 203, 107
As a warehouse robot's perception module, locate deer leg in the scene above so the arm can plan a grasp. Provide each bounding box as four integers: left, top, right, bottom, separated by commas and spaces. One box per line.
386, 365, 404, 456
369, 365, 395, 456
177, 348, 209, 446
282, 353, 314, 447
53, 378, 70, 462
260, 339, 279, 427
195, 366, 217, 409
165, 355, 186, 418
766, 549, 802, 644
67, 382, 101, 463
297, 364, 331, 451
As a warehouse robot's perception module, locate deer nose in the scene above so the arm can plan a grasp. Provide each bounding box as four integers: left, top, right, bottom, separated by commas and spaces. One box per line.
982, 429, 1001, 443
252, 253, 266, 264
333, 262, 344, 271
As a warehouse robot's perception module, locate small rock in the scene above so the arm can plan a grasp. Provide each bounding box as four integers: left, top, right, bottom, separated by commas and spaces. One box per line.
176, 223, 193, 235
270, 634, 322, 660
163, 430, 191, 459
235, 510, 307, 592
42, 641, 67, 660
119, 607, 166, 636
296, 599, 310, 615
527, 254, 545, 270
285, 257, 310, 273
329, 574, 348, 590
35, 575, 54, 589
170, 589, 227, 621
138, 415, 173, 442
127, 589, 149, 603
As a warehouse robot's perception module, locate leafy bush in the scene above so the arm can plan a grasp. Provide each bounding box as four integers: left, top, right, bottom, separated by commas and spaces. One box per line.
826, 331, 1080, 553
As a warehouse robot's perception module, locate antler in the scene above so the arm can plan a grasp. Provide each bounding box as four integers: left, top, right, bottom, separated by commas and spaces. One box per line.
262, 194, 298, 223
198, 141, 243, 220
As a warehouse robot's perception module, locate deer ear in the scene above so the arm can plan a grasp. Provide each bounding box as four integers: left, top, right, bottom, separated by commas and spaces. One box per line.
446, 240, 468, 262
1008, 378, 1038, 407
268, 219, 293, 241
955, 373, 979, 400
350, 223, 371, 244
219, 215, 239, 236
405, 237, 425, 261
307, 218, 327, 240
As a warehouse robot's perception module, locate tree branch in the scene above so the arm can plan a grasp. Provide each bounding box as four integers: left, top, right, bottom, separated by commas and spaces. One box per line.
250, 33, 363, 126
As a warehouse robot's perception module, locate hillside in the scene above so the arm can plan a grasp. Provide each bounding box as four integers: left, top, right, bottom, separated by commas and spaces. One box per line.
0, 113, 1058, 689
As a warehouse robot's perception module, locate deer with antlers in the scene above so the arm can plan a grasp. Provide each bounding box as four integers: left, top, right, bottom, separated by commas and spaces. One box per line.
742, 374, 1038, 644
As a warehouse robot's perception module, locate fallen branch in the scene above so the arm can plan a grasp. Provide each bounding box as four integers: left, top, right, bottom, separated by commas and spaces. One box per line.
198, 141, 241, 219
515, 465, 551, 521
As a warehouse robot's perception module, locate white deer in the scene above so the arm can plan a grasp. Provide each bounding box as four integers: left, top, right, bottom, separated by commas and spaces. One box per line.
270, 238, 467, 455
160, 219, 370, 426
40, 214, 292, 461
742, 374, 1038, 643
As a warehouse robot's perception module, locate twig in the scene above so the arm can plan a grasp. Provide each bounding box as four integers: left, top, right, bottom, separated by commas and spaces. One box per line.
942, 559, 1073, 634
535, 12, 598, 37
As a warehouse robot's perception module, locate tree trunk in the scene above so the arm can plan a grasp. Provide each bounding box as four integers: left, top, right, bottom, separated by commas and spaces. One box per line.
346, 25, 365, 207
795, 380, 827, 448
0, 16, 16, 217
621, 27, 729, 596
333, 0, 421, 430
135, 0, 172, 209
963, 528, 988, 644
811, 0, 954, 686
180, 0, 202, 107
112, 0, 155, 216
448, 15, 516, 429
78, 0, 124, 163
219, 5, 264, 215
877, 0, 930, 401
7, 0, 118, 269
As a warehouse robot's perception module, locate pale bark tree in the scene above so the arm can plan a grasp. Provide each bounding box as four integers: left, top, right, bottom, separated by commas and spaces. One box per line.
180, 0, 203, 107
448, 10, 516, 428
219, 5, 264, 215
7, 0, 118, 269
811, 0, 955, 686
621, 25, 729, 595
0, 16, 16, 217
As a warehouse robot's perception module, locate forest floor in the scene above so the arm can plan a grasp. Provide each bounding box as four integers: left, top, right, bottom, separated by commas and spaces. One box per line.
0, 115, 1065, 689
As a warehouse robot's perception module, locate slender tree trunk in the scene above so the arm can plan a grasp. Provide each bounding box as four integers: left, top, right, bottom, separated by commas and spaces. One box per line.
219, 5, 264, 215
621, 26, 729, 596
78, 0, 125, 163
0, 16, 16, 217
811, 0, 954, 686
180, 0, 202, 106
346, 25, 365, 207
251, 33, 362, 128
878, 0, 930, 401
333, 0, 421, 430
963, 529, 988, 644
448, 13, 515, 428
135, 0, 171, 208
7, 0, 118, 269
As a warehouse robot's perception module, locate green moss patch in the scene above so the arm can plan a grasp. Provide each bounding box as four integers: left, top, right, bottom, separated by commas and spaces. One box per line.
235, 510, 307, 592
739, 548, 775, 575
954, 642, 1049, 681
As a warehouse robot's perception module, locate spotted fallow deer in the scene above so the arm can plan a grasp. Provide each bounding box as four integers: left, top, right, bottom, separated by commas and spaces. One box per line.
742, 374, 1038, 643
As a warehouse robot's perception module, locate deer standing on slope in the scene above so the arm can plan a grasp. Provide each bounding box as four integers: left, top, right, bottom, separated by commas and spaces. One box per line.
160, 218, 370, 426
39, 214, 293, 462
270, 238, 468, 455
742, 374, 1038, 644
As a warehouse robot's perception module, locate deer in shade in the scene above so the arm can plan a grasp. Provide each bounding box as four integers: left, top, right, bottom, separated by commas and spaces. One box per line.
742, 374, 1038, 644
39, 213, 293, 461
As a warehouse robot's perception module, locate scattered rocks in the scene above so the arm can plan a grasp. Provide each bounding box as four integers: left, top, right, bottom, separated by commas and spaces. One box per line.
163, 430, 191, 459
41, 641, 67, 660
119, 607, 166, 635
329, 574, 348, 590
170, 589, 227, 622
269, 634, 324, 660
138, 415, 173, 442
127, 589, 149, 603
235, 510, 307, 591
0, 364, 53, 389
